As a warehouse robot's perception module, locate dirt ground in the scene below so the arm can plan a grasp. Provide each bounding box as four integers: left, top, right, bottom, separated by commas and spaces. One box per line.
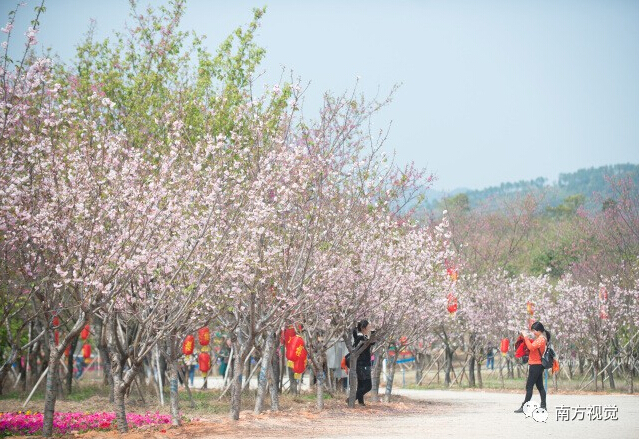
2, 387, 638, 439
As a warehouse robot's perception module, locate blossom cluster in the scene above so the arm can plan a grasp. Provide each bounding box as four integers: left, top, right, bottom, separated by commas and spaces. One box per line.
0, 411, 171, 436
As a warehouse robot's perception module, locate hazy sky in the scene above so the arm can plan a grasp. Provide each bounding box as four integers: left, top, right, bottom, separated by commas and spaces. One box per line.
4, 0, 638, 192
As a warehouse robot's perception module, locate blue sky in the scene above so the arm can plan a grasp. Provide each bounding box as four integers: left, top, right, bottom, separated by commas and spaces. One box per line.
3, 0, 638, 193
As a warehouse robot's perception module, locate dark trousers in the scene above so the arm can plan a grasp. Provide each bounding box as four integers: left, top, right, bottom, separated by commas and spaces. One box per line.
523, 364, 546, 407
356, 378, 372, 403
356, 365, 372, 403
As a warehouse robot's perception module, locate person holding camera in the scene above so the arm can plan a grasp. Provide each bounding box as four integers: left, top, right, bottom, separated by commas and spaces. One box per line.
514, 321, 551, 413
352, 319, 375, 406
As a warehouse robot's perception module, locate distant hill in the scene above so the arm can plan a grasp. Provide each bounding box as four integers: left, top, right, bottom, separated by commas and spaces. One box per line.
420, 163, 639, 213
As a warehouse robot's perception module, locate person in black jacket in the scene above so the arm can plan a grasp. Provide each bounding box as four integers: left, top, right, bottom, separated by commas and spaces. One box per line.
352, 319, 375, 406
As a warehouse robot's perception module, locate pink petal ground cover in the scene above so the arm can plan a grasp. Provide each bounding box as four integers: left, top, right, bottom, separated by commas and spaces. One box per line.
0, 411, 171, 436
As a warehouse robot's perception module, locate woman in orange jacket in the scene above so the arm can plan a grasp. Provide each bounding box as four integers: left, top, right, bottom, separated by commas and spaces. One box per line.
514, 321, 551, 413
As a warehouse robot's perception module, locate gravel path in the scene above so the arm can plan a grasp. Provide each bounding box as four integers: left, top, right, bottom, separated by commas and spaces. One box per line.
385, 389, 639, 439
161, 388, 638, 439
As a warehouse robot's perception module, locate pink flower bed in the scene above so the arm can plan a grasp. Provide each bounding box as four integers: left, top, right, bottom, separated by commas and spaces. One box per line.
0, 411, 171, 436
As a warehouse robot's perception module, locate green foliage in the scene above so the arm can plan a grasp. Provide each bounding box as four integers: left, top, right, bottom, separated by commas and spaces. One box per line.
529, 244, 580, 278
53, 1, 285, 155
545, 194, 586, 217
441, 193, 469, 212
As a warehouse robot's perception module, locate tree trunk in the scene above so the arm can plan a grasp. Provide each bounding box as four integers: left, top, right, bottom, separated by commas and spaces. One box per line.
105, 317, 142, 434
384, 354, 398, 403
468, 354, 476, 387
315, 367, 325, 411
95, 317, 113, 392
476, 358, 483, 389
278, 351, 285, 393
65, 336, 78, 394
229, 350, 245, 420
113, 377, 129, 433
606, 357, 615, 390
42, 346, 62, 437
414, 352, 425, 385
159, 344, 168, 389
28, 339, 40, 387
345, 348, 361, 408
167, 342, 181, 426
108, 343, 129, 434
371, 351, 384, 402
254, 332, 275, 414
287, 366, 298, 395
444, 345, 453, 386
347, 362, 357, 407
243, 355, 251, 388
269, 353, 280, 410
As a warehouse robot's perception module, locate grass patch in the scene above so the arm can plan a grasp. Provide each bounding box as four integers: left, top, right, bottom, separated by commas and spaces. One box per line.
397, 370, 637, 393
67, 383, 111, 401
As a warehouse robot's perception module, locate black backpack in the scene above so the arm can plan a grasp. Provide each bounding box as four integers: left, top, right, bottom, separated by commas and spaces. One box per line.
538, 343, 556, 369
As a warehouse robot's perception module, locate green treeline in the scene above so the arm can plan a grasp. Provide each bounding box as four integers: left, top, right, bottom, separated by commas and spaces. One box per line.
445, 163, 638, 212
420, 163, 639, 287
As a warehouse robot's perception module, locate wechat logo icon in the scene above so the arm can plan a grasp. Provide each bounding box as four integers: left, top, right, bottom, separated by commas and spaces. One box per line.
522, 401, 548, 423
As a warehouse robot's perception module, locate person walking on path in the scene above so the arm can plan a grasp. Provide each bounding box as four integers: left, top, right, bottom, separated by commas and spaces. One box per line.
352, 319, 375, 406
514, 321, 551, 413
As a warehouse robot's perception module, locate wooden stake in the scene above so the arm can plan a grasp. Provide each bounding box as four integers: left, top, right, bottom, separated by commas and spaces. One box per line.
416, 349, 445, 386
155, 345, 164, 406
23, 366, 48, 408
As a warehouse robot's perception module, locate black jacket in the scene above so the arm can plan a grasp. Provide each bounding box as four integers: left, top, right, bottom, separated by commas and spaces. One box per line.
352, 329, 375, 368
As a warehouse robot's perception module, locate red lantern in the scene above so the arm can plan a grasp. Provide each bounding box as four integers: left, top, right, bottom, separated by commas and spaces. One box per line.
82, 344, 91, 359
198, 327, 210, 346
286, 335, 304, 361
500, 338, 510, 355
64, 345, 71, 357
198, 352, 211, 373
526, 302, 534, 316
182, 334, 195, 355
80, 325, 90, 340
286, 335, 305, 369
54, 331, 59, 346
447, 293, 458, 314
292, 351, 307, 375
282, 325, 297, 348
52, 315, 60, 327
